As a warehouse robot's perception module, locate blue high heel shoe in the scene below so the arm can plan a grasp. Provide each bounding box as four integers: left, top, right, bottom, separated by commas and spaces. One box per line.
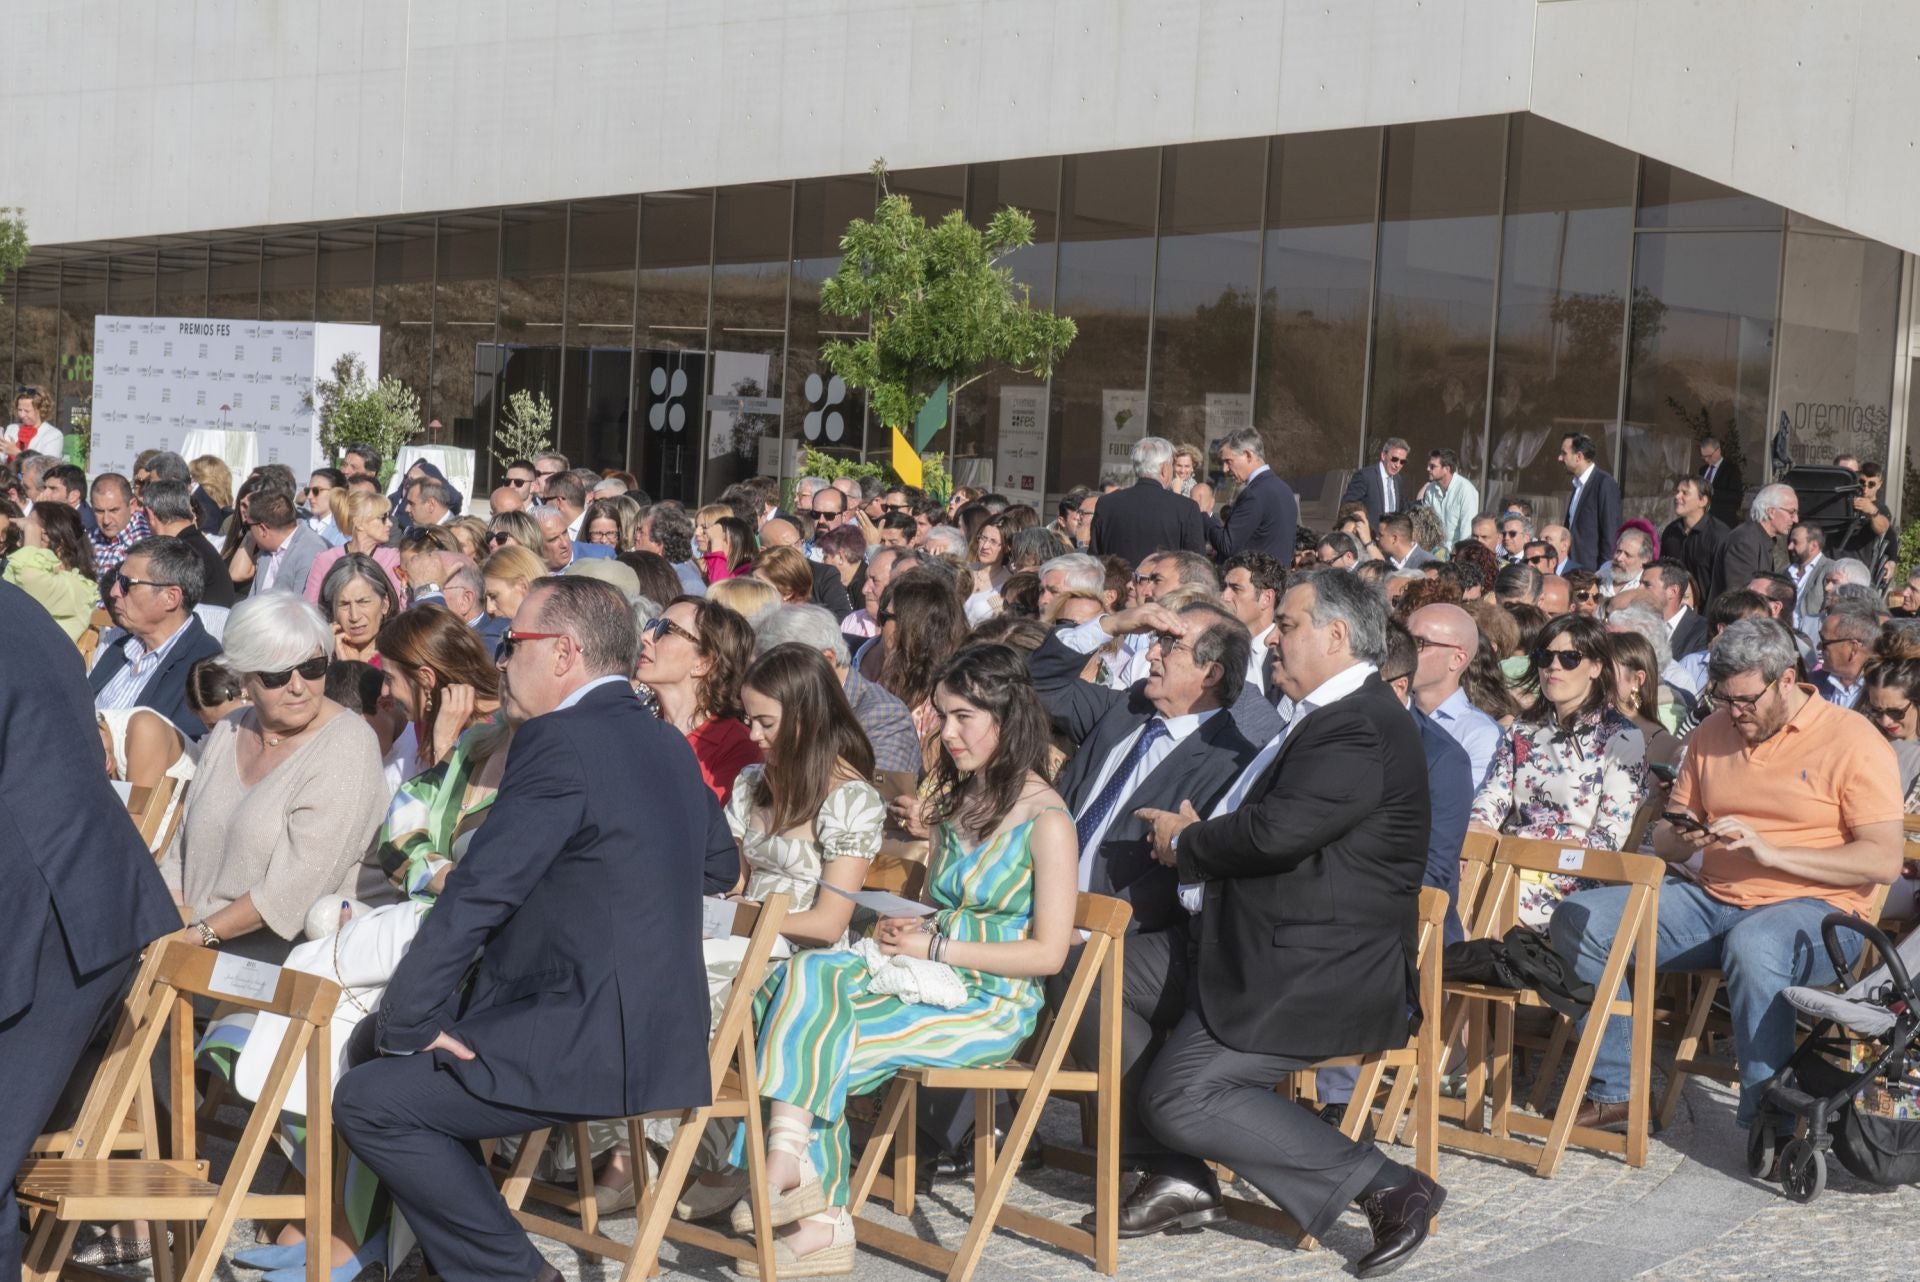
260, 1226, 387, 1282
233, 1240, 308, 1271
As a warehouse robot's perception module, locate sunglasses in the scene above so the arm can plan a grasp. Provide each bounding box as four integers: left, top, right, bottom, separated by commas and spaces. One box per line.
254, 654, 329, 689
641, 617, 698, 645
487, 531, 512, 545
1868, 702, 1914, 725
1527, 553, 1555, 565
1531, 648, 1588, 672
505, 476, 531, 487
113, 573, 174, 594
501, 629, 566, 660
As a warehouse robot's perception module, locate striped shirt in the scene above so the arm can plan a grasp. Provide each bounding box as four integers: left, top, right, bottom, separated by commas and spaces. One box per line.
94, 620, 192, 711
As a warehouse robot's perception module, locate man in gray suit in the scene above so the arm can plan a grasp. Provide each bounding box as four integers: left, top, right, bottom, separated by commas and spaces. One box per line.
247, 488, 327, 596
1377, 513, 1436, 571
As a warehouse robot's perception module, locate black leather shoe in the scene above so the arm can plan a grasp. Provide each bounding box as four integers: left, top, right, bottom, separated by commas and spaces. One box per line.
1317, 1102, 1348, 1128
1355, 1169, 1446, 1278
1079, 1173, 1225, 1238
914, 1129, 1043, 1190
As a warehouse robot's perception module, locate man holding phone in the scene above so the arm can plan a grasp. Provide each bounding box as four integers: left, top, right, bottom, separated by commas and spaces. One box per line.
1549, 617, 1903, 1152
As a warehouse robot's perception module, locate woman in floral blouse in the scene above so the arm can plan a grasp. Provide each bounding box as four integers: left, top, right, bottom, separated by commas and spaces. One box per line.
1471, 614, 1650, 926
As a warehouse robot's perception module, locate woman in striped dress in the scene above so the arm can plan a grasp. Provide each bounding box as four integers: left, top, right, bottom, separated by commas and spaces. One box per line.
730, 643, 1079, 1276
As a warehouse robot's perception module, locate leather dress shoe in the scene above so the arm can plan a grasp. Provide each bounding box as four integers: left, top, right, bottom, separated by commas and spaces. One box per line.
1355, 1169, 1446, 1278
1571, 1099, 1631, 1132
1317, 1102, 1349, 1128
914, 1129, 1043, 1190
1079, 1173, 1225, 1238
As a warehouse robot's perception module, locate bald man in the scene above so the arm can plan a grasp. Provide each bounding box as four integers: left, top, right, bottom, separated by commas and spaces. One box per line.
1541, 524, 1573, 575
760, 516, 802, 549
1406, 604, 1500, 789
1538, 574, 1571, 617
491, 484, 526, 515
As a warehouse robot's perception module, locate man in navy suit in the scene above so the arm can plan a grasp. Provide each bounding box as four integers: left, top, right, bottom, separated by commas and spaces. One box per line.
335, 578, 717, 1282
0, 581, 180, 1269
1559, 432, 1621, 573
1339, 437, 1410, 529
1089, 437, 1208, 567
535, 505, 614, 574
1210, 428, 1297, 563
89, 535, 225, 740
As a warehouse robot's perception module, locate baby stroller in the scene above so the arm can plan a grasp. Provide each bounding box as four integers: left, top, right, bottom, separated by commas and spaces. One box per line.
1748, 912, 1920, 1202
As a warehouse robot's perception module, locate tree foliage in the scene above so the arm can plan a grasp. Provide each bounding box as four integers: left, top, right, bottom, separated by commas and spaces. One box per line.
494, 388, 555, 468
0, 208, 30, 303
798, 445, 953, 503
819, 161, 1076, 435
312, 353, 423, 476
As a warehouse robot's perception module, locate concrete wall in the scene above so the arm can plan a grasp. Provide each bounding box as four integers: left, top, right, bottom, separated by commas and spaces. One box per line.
3, 0, 1918, 254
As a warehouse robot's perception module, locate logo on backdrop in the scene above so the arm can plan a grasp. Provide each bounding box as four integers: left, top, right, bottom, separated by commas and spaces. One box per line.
802, 373, 849, 443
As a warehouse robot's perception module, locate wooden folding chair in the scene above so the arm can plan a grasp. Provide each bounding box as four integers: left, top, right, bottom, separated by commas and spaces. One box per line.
1454, 831, 1499, 942
847, 892, 1132, 1282
1433, 837, 1662, 1178
30, 945, 170, 1161
126, 777, 184, 856
496, 892, 791, 1281
17, 941, 340, 1282
1215, 887, 1446, 1248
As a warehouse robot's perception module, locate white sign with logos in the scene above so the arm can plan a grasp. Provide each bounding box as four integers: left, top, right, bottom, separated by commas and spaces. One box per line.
89, 316, 380, 480
1100, 389, 1147, 486
1204, 392, 1252, 438
995, 386, 1048, 499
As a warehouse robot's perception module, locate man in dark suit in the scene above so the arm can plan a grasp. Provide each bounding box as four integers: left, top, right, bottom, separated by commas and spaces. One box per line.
1659, 477, 1727, 610
140, 479, 237, 608
1558, 432, 1621, 572
1089, 437, 1207, 567
335, 578, 717, 1282
1699, 436, 1744, 527
441, 558, 510, 653
1643, 560, 1710, 659
0, 580, 180, 1269
1711, 483, 1797, 604
90, 536, 225, 740
1136, 569, 1445, 1277
1209, 428, 1297, 562
1340, 438, 1410, 530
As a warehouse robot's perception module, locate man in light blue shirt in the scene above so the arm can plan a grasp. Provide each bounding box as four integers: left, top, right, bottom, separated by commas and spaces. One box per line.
1406, 603, 1500, 789
1420, 448, 1479, 550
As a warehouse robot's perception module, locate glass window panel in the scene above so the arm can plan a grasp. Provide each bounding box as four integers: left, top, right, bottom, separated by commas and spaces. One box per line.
433, 213, 499, 465
207, 240, 260, 320
635, 191, 713, 505
16, 262, 59, 399
567, 196, 637, 328
889, 166, 967, 224
0, 277, 16, 397
374, 220, 434, 438
789, 175, 876, 467
259, 233, 316, 321
499, 205, 568, 464
1147, 138, 1263, 460
565, 197, 639, 475
1775, 231, 1903, 470
1366, 117, 1505, 492
954, 156, 1061, 497
1638, 159, 1783, 230
59, 259, 106, 451
705, 182, 790, 501
316, 227, 373, 323
1052, 147, 1159, 492
1487, 116, 1636, 520
1255, 128, 1379, 526
109, 253, 156, 317
156, 245, 209, 318
1622, 230, 1781, 524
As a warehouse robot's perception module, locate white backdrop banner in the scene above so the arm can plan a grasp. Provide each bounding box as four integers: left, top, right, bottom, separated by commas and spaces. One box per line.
89, 317, 380, 480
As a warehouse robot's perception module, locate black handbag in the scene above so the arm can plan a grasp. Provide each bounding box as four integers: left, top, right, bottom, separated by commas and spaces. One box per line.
1443, 926, 1597, 1022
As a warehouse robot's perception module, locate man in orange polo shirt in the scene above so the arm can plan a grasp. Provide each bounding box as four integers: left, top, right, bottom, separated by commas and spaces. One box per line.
1551, 617, 1902, 1140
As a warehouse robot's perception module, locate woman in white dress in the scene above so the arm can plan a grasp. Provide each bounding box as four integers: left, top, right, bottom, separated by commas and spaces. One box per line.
97, 706, 196, 853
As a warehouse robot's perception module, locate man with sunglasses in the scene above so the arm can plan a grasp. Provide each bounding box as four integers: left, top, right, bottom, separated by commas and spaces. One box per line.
1812, 601, 1881, 710
1551, 617, 1903, 1151
1340, 437, 1410, 529
530, 450, 569, 499
88, 536, 223, 741
338, 577, 725, 1282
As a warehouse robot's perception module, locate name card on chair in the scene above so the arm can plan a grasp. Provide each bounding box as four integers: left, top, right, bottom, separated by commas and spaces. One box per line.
208, 954, 281, 1003
1557, 849, 1585, 873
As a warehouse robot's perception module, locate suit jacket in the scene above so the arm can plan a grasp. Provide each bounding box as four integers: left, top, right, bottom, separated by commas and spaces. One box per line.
470, 612, 509, 655
264, 524, 326, 598
88, 614, 224, 742
1792, 554, 1831, 624
1711, 520, 1781, 604
1029, 629, 1280, 933
190, 486, 226, 536
375, 682, 715, 1118
0, 581, 178, 1023
1395, 546, 1438, 572
809, 559, 853, 621
1339, 463, 1402, 530
188, 530, 238, 608
1413, 710, 1471, 946
1213, 469, 1298, 563
1702, 459, 1744, 527
1177, 675, 1430, 1059
1089, 479, 1207, 566
1669, 608, 1710, 660
1566, 467, 1622, 572
1660, 514, 1729, 605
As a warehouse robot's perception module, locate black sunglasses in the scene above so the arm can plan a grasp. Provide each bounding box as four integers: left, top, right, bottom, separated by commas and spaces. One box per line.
1531, 648, 1587, 672
505, 476, 531, 487
254, 655, 329, 689
113, 572, 174, 595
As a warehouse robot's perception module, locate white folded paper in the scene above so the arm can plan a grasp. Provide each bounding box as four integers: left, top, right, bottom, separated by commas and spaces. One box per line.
816, 881, 935, 918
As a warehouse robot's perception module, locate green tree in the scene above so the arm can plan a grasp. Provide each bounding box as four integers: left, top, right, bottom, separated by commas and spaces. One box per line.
493, 388, 554, 469
819, 160, 1076, 477
310, 353, 422, 482
0, 208, 30, 295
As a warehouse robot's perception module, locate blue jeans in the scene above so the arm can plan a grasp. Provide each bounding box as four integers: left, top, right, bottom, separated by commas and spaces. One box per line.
1549, 879, 1858, 1128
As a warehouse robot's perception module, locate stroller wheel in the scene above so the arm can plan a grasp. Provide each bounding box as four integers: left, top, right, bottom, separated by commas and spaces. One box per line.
1779, 1138, 1826, 1203
1747, 1125, 1776, 1179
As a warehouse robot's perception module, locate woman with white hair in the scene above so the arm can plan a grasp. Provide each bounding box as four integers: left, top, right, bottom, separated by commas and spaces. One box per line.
161, 592, 392, 962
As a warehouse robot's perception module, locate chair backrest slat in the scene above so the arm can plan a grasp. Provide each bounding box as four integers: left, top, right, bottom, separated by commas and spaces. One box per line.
1493, 836, 1664, 887
707, 892, 791, 1096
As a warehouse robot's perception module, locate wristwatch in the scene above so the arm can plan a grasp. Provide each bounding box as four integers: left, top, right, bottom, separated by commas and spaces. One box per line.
193, 920, 221, 949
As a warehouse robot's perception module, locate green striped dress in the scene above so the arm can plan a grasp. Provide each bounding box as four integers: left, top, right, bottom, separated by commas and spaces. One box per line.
742, 811, 1053, 1206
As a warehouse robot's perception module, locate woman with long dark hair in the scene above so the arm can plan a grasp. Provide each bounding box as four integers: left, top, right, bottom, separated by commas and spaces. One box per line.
728, 644, 1077, 1272
634, 595, 761, 803
878, 570, 967, 763
1470, 614, 1649, 924
4, 501, 96, 638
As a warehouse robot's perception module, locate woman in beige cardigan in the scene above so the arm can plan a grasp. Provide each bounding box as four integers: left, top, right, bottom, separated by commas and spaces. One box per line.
162, 592, 391, 962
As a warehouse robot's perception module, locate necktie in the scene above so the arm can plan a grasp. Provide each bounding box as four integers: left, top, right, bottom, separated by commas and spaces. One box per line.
1384, 467, 1398, 514
1075, 719, 1169, 854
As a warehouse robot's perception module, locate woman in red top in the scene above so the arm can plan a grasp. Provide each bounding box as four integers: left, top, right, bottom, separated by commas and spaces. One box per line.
636, 594, 761, 805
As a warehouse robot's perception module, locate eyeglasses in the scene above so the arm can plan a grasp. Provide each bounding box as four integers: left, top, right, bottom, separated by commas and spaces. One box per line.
505, 476, 531, 487
1531, 648, 1588, 672
1574, 589, 1601, 603
501, 630, 566, 660
1868, 701, 1914, 725
1133, 572, 1171, 587
112, 573, 174, 594
1384, 454, 1408, 467
882, 503, 911, 514
253, 654, 329, 689
588, 529, 619, 544
1149, 632, 1195, 658
487, 531, 512, 546
1527, 553, 1555, 565
1818, 636, 1862, 652
641, 617, 699, 646
535, 467, 564, 479
302, 485, 330, 497
1413, 636, 1463, 653
1707, 679, 1776, 713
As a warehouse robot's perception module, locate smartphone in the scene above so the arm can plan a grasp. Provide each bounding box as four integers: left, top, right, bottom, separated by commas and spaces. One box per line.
1649, 761, 1680, 785
1662, 810, 1710, 835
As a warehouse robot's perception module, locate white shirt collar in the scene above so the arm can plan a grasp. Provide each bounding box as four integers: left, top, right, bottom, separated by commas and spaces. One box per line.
555, 673, 632, 711
1251, 621, 1276, 648
1160, 707, 1218, 740
1247, 463, 1270, 484
1290, 661, 1377, 719
1574, 461, 1595, 486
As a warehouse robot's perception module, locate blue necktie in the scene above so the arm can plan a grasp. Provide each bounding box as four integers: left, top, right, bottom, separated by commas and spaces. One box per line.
1075, 719, 1169, 854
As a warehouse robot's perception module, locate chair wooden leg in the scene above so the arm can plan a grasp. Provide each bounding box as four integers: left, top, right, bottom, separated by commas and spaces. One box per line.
1461, 1005, 1488, 1133
1658, 974, 1721, 1129
574, 1122, 599, 1234
620, 1107, 709, 1282
973, 1088, 996, 1208
895, 1080, 918, 1217
1526, 1015, 1572, 1114
945, 1076, 1056, 1282
848, 1078, 912, 1216
1489, 1004, 1514, 1141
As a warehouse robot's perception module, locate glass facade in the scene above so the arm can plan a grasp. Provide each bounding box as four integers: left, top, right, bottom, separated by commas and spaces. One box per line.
5, 113, 1910, 524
